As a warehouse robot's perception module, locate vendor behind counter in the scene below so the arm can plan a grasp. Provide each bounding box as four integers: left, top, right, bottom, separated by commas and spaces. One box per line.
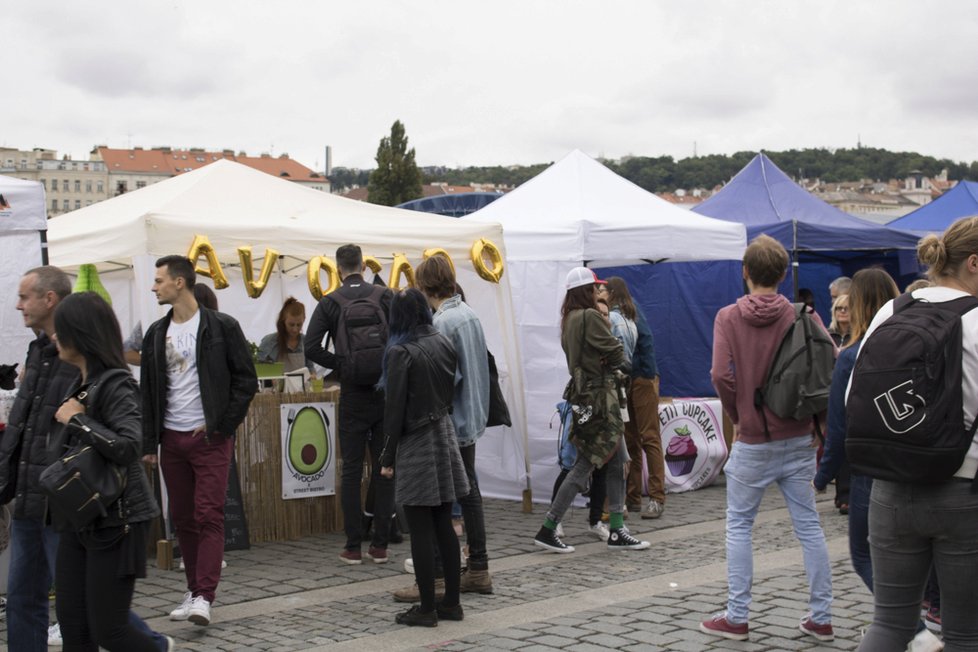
257, 296, 317, 375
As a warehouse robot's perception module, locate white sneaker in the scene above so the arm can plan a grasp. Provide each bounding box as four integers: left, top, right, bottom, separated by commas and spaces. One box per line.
404, 557, 414, 574
554, 522, 564, 537
169, 591, 194, 621
163, 634, 176, 651
907, 627, 944, 652
178, 559, 227, 570
48, 623, 63, 646
589, 521, 610, 541
187, 595, 211, 626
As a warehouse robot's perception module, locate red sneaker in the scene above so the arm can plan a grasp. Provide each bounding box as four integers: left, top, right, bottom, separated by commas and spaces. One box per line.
339, 549, 362, 565
799, 616, 834, 641
366, 546, 389, 564
699, 613, 749, 641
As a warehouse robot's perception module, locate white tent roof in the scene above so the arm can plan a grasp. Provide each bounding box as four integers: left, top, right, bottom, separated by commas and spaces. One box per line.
48, 159, 501, 267
0, 174, 46, 232
466, 149, 746, 262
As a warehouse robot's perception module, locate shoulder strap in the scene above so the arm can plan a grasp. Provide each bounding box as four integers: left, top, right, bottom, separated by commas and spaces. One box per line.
893, 292, 916, 314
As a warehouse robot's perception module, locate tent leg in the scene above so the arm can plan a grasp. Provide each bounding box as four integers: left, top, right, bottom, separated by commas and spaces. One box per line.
522, 488, 533, 513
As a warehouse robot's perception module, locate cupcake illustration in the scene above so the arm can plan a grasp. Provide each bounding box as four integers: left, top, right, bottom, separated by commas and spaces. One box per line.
665, 424, 698, 476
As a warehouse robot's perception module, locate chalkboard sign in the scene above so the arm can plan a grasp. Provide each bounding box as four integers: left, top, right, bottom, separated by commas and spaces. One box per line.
223, 451, 250, 551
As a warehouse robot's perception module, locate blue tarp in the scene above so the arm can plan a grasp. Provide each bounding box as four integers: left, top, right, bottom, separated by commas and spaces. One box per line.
887, 180, 978, 233
397, 192, 503, 217
693, 153, 921, 252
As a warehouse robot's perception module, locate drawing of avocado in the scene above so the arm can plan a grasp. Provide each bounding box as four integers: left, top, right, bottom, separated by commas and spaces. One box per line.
287, 406, 331, 475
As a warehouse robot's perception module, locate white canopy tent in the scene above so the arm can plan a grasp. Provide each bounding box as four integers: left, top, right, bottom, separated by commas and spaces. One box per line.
46, 160, 528, 500
0, 175, 46, 367
465, 150, 746, 501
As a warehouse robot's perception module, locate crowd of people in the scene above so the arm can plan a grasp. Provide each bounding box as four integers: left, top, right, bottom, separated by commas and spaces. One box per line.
2, 215, 978, 648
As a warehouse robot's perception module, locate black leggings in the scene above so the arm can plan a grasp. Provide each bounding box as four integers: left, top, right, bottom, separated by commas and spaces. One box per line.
55, 526, 156, 652
551, 462, 608, 526
402, 502, 461, 612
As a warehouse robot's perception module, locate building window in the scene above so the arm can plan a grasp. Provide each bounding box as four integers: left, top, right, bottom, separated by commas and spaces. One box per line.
51, 199, 57, 211
62, 199, 69, 211
85, 180, 92, 193
97, 181, 104, 193
62, 179, 69, 191
116, 181, 127, 196
74, 200, 81, 210
136, 181, 147, 189
74, 180, 81, 192
40, 179, 46, 190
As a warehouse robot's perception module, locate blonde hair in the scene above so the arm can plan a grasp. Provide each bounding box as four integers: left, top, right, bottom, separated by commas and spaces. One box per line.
918, 216, 978, 283
828, 294, 849, 334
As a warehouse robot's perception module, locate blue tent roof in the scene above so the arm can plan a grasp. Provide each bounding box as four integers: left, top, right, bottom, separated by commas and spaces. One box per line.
692, 153, 920, 252
397, 191, 503, 217
887, 180, 978, 233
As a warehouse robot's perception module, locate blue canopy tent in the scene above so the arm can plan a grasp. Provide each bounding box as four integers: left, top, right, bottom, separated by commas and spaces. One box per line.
397, 191, 503, 217
887, 180, 978, 234
693, 153, 923, 323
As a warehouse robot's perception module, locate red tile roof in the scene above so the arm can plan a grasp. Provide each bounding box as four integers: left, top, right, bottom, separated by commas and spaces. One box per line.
94, 147, 323, 182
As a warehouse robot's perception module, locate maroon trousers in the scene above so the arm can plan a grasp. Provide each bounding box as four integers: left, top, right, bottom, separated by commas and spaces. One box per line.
160, 429, 233, 604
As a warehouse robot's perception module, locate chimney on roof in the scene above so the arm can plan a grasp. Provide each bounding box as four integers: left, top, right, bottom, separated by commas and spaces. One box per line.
238, 151, 247, 157
279, 153, 289, 159
260, 152, 271, 158
222, 149, 234, 156
134, 146, 143, 150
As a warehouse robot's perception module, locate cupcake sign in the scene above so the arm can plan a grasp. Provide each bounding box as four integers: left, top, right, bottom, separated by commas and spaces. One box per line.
659, 399, 728, 494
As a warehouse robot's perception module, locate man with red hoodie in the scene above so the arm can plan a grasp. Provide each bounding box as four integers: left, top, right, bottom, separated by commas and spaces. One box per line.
700, 235, 834, 643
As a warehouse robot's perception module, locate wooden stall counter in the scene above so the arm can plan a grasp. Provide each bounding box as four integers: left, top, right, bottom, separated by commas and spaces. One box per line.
235, 388, 343, 544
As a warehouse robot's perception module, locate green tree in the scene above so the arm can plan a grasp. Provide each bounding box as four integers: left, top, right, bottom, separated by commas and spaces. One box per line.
367, 120, 423, 206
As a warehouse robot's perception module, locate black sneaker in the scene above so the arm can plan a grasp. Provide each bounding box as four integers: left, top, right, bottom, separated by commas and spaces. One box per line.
533, 526, 575, 553
395, 605, 438, 627
607, 528, 651, 550
436, 602, 464, 621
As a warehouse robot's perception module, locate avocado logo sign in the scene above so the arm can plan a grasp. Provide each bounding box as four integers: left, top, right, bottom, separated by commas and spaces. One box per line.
280, 402, 336, 499
658, 399, 728, 494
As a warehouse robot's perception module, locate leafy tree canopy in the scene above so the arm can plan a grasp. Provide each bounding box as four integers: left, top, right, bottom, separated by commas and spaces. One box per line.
367, 120, 423, 206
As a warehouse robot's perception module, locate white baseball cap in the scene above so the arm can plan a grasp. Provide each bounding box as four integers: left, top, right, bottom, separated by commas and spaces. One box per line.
565, 267, 607, 290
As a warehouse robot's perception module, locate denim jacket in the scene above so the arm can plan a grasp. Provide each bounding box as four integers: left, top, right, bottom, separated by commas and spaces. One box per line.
433, 295, 490, 447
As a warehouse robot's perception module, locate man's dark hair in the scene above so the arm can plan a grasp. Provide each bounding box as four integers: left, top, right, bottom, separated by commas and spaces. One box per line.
156, 255, 196, 289
335, 244, 363, 276
53, 292, 128, 377
743, 235, 788, 288
25, 265, 72, 300
415, 255, 457, 300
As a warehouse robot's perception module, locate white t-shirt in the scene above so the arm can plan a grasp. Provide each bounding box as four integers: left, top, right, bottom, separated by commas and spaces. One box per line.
850, 286, 978, 480
163, 310, 206, 431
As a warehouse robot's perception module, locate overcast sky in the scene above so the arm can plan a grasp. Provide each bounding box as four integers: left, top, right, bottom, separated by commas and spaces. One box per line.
6, 1, 977, 173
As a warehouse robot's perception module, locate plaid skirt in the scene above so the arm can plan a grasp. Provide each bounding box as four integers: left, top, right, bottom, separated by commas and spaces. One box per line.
394, 414, 470, 507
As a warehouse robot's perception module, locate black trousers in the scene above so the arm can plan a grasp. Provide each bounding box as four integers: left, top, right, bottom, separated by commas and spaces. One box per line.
55, 526, 156, 652
402, 502, 461, 612
551, 462, 608, 526
338, 388, 393, 549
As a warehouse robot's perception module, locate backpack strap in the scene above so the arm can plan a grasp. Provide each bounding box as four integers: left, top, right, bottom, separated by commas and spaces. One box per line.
754, 303, 805, 440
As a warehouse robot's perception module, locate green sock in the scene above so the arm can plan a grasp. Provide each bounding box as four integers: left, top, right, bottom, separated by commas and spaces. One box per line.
609, 512, 624, 530
544, 518, 557, 530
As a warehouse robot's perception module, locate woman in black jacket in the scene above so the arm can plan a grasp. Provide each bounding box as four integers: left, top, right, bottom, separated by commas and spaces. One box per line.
51, 292, 161, 651
379, 288, 469, 627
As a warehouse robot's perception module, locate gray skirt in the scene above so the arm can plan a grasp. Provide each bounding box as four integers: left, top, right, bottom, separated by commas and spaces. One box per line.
395, 415, 470, 507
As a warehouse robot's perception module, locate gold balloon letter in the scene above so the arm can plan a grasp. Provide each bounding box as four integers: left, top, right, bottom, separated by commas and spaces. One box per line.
307, 256, 340, 301
471, 238, 504, 283
388, 253, 416, 290
238, 246, 280, 299
186, 234, 229, 289
422, 248, 456, 276
364, 256, 383, 275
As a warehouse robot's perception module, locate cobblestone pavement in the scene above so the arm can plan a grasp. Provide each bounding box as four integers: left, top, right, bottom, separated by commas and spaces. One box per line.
2, 478, 919, 650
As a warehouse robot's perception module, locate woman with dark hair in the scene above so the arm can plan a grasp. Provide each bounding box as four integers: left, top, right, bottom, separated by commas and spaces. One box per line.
258, 297, 315, 374
378, 288, 469, 627
50, 292, 162, 651
533, 268, 649, 553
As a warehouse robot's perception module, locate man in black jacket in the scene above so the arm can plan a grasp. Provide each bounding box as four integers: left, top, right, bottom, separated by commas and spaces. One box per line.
305, 244, 395, 564
141, 255, 257, 627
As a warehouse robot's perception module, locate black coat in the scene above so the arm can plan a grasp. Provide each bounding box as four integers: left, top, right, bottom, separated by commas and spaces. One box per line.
50, 369, 161, 530
0, 334, 79, 519
141, 307, 257, 454
379, 325, 457, 468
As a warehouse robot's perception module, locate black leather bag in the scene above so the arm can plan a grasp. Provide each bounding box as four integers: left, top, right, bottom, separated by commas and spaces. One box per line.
486, 350, 512, 428
39, 371, 128, 529
40, 442, 126, 529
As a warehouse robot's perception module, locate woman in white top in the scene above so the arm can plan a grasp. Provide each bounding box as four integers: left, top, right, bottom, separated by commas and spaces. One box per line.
854, 216, 978, 651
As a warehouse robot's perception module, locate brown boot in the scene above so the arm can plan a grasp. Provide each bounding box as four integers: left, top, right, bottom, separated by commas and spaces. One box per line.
459, 568, 493, 594
393, 578, 446, 603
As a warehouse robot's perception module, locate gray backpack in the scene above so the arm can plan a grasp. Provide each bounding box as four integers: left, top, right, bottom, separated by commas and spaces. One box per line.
754, 303, 835, 439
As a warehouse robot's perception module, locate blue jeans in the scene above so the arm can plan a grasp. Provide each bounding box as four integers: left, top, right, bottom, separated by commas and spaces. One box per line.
858, 480, 978, 651
6, 518, 59, 652
723, 437, 833, 625
848, 473, 874, 592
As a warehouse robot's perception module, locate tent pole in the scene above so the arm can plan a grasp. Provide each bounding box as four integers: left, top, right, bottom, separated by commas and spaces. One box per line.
40, 230, 49, 265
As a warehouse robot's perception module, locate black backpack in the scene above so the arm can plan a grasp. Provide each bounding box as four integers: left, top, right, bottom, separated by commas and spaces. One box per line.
754, 303, 835, 438
846, 293, 978, 485
331, 286, 389, 386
